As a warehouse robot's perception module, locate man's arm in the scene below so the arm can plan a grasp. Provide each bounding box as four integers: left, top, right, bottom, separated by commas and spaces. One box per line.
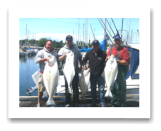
117, 49, 129, 66
117, 60, 128, 65
59, 52, 69, 62
105, 48, 111, 62
78, 50, 83, 72
35, 51, 50, 63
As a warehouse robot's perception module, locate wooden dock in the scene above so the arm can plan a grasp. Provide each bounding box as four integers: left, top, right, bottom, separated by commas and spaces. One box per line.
19, 94, 139, 107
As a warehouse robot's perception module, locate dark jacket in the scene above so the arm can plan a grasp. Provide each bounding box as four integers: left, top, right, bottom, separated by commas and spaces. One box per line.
83, 49, 106, 77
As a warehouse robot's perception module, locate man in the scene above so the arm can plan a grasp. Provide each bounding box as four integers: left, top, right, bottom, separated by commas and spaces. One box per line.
83, 40, 106, 107
35, 40, 59, 107
105, 35, 130, 107
58, 35, 82, 107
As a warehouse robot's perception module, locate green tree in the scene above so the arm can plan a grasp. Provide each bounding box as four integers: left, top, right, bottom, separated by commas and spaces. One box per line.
37, 38, 48, 47
29, 39, 36, 45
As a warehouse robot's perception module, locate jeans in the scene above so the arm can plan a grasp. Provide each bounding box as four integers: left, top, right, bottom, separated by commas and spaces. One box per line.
90, 75, 105, 106
64, 73, 79, 104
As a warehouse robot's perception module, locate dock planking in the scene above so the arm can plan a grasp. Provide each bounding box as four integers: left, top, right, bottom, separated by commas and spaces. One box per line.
20, 101, 33, 107
19, 96, 139, 107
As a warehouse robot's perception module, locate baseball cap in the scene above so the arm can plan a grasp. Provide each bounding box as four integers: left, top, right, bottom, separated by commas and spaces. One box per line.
92, 40, 100, 45
66, 35, 73, 41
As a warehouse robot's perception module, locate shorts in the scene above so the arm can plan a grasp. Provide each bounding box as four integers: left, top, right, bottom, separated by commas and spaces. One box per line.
37, 73, 45, 93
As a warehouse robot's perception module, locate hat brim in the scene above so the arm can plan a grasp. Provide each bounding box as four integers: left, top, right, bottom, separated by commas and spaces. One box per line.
66, 39, 73, 41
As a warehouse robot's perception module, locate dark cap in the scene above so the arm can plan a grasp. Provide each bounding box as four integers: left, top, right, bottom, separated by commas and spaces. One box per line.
66, 35, 73, 41
92, 39, 100, 45
113, 35, 122, 40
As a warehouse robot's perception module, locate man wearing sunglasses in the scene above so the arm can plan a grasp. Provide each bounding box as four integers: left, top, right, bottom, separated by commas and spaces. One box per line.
58, 35, 82, 107
105, 35, 130, 107
83, 40, 106, 107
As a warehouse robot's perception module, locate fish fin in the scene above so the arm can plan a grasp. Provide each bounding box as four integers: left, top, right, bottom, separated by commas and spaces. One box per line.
82, 95, 86, 102
105, 90, 108, 97
46, 99, 55, 106
68, 85, 73, 95
109, 91, 113, 98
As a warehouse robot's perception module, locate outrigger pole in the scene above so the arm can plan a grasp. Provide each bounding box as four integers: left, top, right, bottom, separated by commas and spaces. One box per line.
111, 18, 120, 36
98, 18, 113, 44
105, 18, 115, 36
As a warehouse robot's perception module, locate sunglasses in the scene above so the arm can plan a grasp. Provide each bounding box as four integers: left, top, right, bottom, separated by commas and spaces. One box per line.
114, 36, 121, 40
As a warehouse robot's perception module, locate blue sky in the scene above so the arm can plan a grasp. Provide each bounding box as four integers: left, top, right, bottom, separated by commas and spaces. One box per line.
19, 18, 139, 43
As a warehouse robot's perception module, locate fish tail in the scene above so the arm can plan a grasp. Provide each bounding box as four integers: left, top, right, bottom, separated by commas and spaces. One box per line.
46, 98, 55, 106
68, 85, 73, 95
105, 91, 109, 97
82, 95, 86, 102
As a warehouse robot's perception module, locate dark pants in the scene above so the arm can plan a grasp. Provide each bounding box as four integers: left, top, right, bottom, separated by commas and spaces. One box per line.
110, 57, 128, 107
64, 73, 79, 105
90, 75, 105, 106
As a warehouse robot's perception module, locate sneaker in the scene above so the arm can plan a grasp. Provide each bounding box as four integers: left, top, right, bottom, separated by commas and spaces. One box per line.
65, 104, 70, 107
91, 104, 97, 107
100, 104, 105, 107
36, 104, 41, 107
73, 103, 79, 107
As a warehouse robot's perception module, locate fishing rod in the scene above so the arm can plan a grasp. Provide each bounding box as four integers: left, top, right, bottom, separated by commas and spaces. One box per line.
98, 18, 113, 44
111, 18, 120, 36
90, 24, 95, 39
105, 18, 115, 36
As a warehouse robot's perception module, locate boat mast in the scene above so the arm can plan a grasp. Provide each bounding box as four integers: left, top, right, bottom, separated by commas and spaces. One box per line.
73, 30, 74, 44
104, 18, 107, 49
83, 23, 84, 43
137, 30, 139, 43
25, 24, 27, 46
121, 18, 124, 39
128, 18, 131, 44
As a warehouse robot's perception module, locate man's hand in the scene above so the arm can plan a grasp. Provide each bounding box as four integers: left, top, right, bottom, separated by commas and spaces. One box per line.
59, 52, 69, 62
46, 57, 51, 62
105, 56, 110, 62
79, 67, 82, 72
83, 65, 87, 70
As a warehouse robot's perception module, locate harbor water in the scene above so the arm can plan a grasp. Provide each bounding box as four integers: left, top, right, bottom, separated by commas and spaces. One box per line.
19, 55, 39, 96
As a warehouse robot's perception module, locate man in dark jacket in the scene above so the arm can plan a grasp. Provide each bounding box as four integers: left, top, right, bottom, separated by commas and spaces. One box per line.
83, 40, 106, 107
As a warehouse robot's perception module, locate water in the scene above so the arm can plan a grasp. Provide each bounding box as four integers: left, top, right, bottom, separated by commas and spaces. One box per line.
19, 55, 39, 96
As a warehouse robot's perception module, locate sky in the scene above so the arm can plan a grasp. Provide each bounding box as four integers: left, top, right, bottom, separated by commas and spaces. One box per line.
19, 18, 139, 44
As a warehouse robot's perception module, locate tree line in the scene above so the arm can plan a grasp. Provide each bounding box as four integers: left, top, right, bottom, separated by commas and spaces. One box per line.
19, 38, 93, 49
19, 38, 66, 48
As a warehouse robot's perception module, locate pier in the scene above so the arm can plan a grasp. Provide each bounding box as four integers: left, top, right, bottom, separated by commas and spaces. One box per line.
19, 93, 139, 107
